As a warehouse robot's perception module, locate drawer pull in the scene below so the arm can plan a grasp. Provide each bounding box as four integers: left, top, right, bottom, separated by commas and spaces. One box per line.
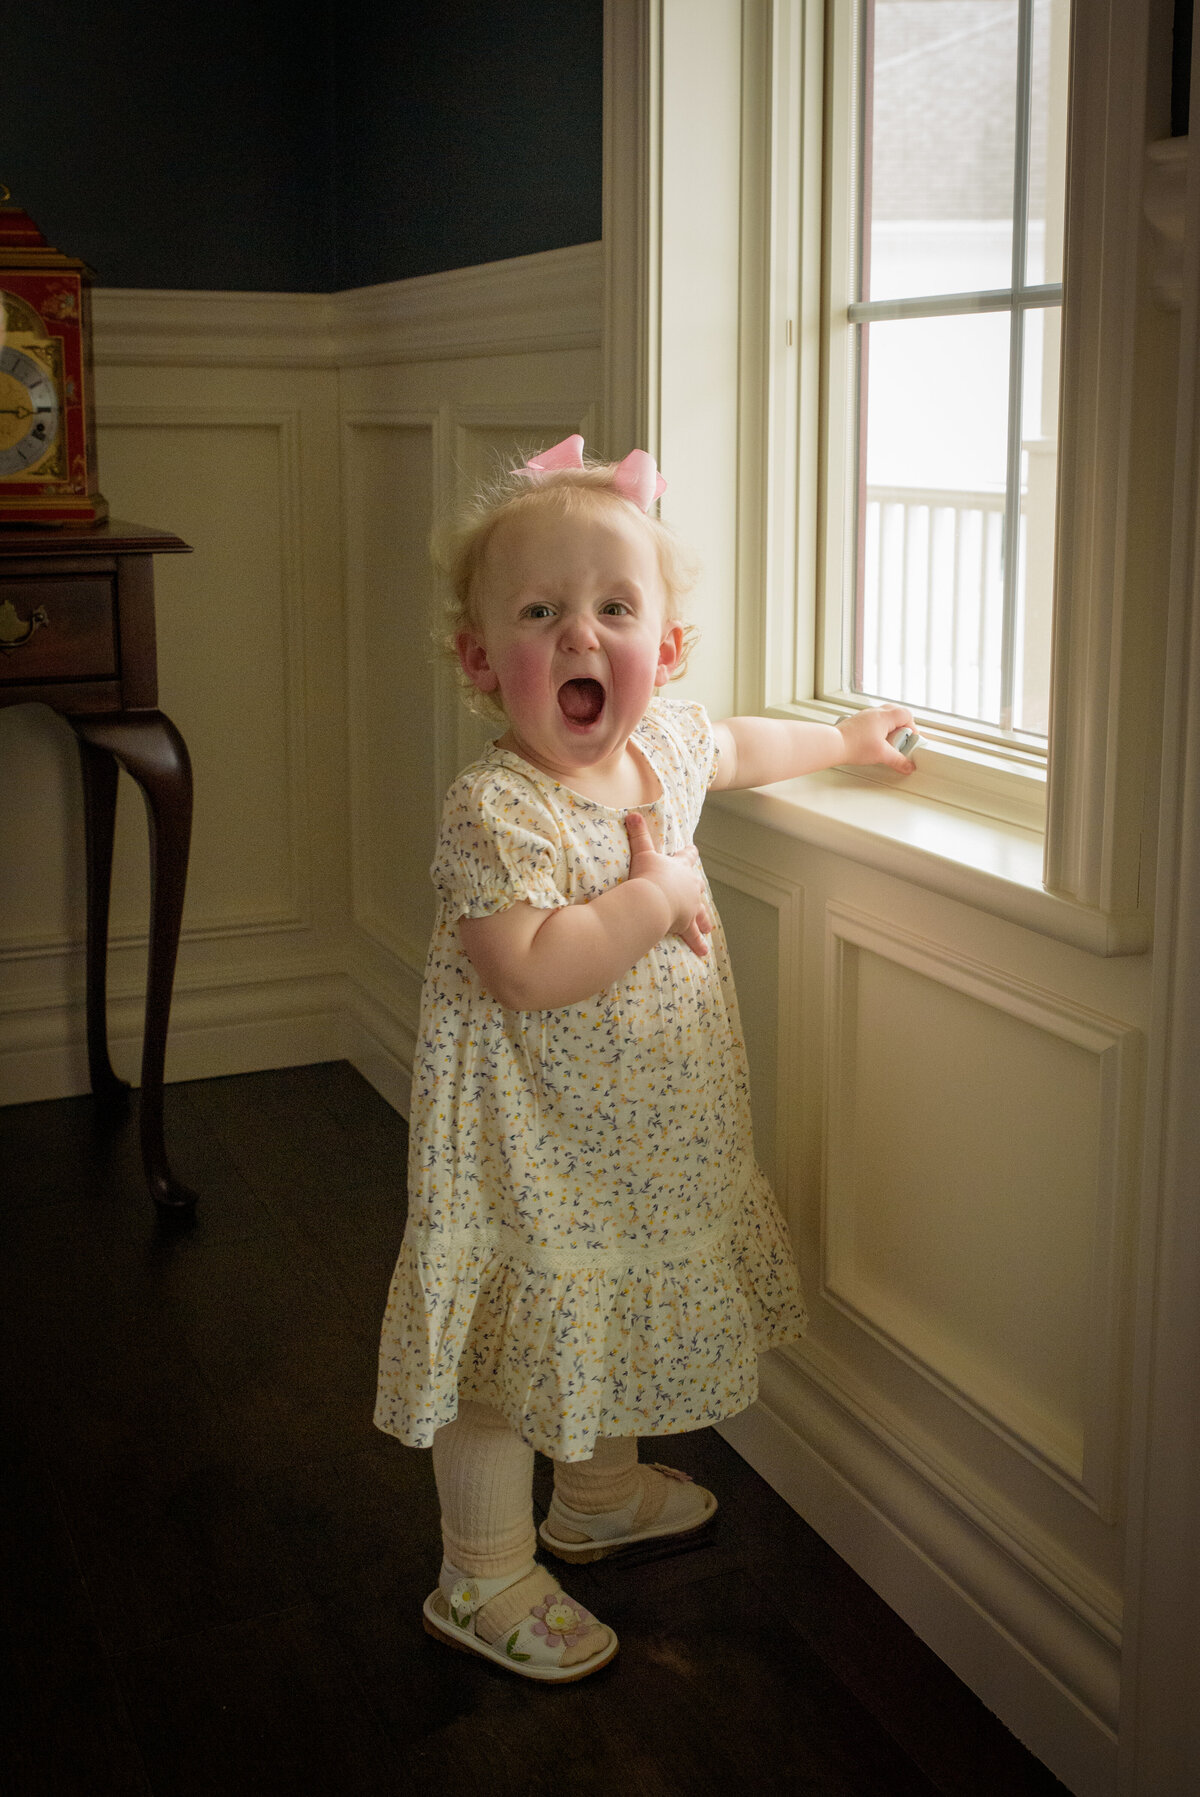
0, 599, 49, 652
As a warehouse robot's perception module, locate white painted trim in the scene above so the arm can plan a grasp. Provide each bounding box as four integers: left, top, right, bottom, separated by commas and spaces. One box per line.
602, 0, 656, 458
1043, 0, 1164, 928
790, 1334, 1122, 1644
332, 244, 603, 365
0, 969, 351, 1105
720, 1364, 1119, 1797
92, 243, 603, 370
0, 947, 420, 1122
710, 773, 1151, 956
1117, 97, 1200, 1797
92, 289, 336, 368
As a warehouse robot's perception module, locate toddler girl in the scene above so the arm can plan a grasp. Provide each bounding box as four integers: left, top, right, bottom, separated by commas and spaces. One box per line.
375, 435, 914, 1681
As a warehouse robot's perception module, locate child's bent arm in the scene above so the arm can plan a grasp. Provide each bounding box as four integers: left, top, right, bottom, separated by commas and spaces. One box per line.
458, 814, 709, 1010
710, 705, 916, 791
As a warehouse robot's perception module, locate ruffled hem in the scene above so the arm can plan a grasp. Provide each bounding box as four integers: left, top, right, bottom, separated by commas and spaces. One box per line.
373, 1167, 807, 1461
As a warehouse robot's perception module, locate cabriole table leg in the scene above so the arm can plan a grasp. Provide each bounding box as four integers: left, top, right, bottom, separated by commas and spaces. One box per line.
75, 730, 131, 1106
68, 710, 197, 1212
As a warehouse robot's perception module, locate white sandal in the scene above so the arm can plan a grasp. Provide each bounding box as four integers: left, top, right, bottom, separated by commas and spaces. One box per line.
539, 1463, 718, 1564
421, 1560, 618, 1683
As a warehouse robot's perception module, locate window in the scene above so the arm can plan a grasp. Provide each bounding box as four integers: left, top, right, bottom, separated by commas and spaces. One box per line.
609, 0, 1163, 940
824, 0, 1070, 748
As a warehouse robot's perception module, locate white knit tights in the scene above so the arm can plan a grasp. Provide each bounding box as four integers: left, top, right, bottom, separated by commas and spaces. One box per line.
432, 1400, 638, 1579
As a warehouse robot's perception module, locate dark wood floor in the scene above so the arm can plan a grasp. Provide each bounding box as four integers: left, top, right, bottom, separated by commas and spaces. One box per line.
0, 1062, 1067, 1796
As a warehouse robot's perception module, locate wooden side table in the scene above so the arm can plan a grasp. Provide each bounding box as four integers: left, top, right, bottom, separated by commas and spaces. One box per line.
0, 521, 197, 1210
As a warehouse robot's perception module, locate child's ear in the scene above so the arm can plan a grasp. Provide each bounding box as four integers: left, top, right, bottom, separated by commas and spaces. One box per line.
655, 621, 685, 687
456, 630, 499, 694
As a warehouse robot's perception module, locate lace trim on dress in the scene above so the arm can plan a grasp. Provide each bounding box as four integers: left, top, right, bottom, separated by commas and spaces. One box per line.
403, 1211, 735, 1278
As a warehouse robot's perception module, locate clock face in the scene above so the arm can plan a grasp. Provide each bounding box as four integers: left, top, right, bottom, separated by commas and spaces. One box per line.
0, 344, 61, 477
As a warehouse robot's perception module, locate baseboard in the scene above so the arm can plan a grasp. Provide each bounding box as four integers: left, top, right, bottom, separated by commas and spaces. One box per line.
343, 977, 415, 1120
0, 946, 420, 1133
0, 971, 350, 1106
718, 1356, 1119, 1797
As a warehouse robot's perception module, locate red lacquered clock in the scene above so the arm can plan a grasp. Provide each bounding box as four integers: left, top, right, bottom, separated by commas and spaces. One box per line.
0, 186, 107, 524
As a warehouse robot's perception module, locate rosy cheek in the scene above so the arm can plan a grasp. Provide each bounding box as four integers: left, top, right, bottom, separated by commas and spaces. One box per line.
492, 644, 548, 712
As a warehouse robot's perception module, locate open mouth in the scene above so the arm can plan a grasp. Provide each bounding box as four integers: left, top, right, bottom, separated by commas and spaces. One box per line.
557, 677, 606, 726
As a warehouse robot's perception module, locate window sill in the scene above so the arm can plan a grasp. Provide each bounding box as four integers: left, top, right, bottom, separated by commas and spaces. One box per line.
775, 701, 1049, 831
706, 772, 1151, 957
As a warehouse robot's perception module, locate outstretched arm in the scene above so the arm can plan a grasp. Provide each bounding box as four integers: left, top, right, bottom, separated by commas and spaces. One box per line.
710, 704, 916, 792
458, 811, 711, 1011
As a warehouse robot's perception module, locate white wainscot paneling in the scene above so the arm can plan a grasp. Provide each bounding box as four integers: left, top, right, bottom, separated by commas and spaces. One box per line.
822, 903, 1141, 1520
98, 408, 310, 943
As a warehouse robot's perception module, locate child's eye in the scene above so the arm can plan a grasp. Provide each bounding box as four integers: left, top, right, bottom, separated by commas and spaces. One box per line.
601, 601, 631, 616
522, 603, 555, 620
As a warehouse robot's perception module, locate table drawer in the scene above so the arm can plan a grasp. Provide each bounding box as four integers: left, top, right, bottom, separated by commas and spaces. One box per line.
0, 577, 117, 682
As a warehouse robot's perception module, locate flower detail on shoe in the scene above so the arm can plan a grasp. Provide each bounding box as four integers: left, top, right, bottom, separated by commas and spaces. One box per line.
530, 1596, 594, 1648
448, 1579, 481, 1628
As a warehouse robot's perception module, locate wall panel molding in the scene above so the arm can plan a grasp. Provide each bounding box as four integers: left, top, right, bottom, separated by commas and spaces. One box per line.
98, 403, 313, 940
788, 1334, 1122, 1643
93, 290, 336, 369
341, 409, 443, 978
92, 243, 603, 371
334, 244, 603, 365
823, 903, 1141, 1519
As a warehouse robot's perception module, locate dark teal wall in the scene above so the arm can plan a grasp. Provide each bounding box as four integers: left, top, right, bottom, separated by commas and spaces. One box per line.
0, 0, 602, 293
334, 1, 604, 288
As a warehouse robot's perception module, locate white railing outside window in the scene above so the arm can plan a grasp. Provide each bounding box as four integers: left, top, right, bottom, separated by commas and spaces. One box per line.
860, 484, 1014, 729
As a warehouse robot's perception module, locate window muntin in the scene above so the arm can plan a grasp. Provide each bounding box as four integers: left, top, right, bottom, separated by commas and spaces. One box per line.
829, 0, 1068, 742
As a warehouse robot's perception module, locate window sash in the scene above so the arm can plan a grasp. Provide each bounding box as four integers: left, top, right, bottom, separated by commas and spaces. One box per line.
823, 0, 1065, 744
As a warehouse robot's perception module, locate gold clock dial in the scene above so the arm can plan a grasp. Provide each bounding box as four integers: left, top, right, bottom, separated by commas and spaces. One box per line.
0, 343, 60, 476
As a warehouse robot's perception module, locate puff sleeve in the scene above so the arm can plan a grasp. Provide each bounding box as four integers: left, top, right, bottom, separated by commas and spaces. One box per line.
431, 767, 571, 920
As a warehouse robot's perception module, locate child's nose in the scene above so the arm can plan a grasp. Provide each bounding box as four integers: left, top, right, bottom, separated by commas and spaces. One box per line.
560, 611, 600, 650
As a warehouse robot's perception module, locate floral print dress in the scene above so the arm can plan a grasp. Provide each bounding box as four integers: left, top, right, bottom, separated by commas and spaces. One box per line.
374, 697, 807, 1462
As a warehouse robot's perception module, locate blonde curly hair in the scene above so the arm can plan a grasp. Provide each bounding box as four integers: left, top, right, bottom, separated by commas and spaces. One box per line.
433, 451, 701, 724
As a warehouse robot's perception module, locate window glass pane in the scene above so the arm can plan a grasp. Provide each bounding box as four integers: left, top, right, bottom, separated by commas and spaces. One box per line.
863, 0, 1019, 303
855, 311, 1013, 723
1026, 0, 1069, 284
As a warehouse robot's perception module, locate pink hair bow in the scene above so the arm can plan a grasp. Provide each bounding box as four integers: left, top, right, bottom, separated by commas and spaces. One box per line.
519, 435, 667, 511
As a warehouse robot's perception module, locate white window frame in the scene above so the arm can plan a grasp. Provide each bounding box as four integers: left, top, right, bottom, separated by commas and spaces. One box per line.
604, 0, 1168, 954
